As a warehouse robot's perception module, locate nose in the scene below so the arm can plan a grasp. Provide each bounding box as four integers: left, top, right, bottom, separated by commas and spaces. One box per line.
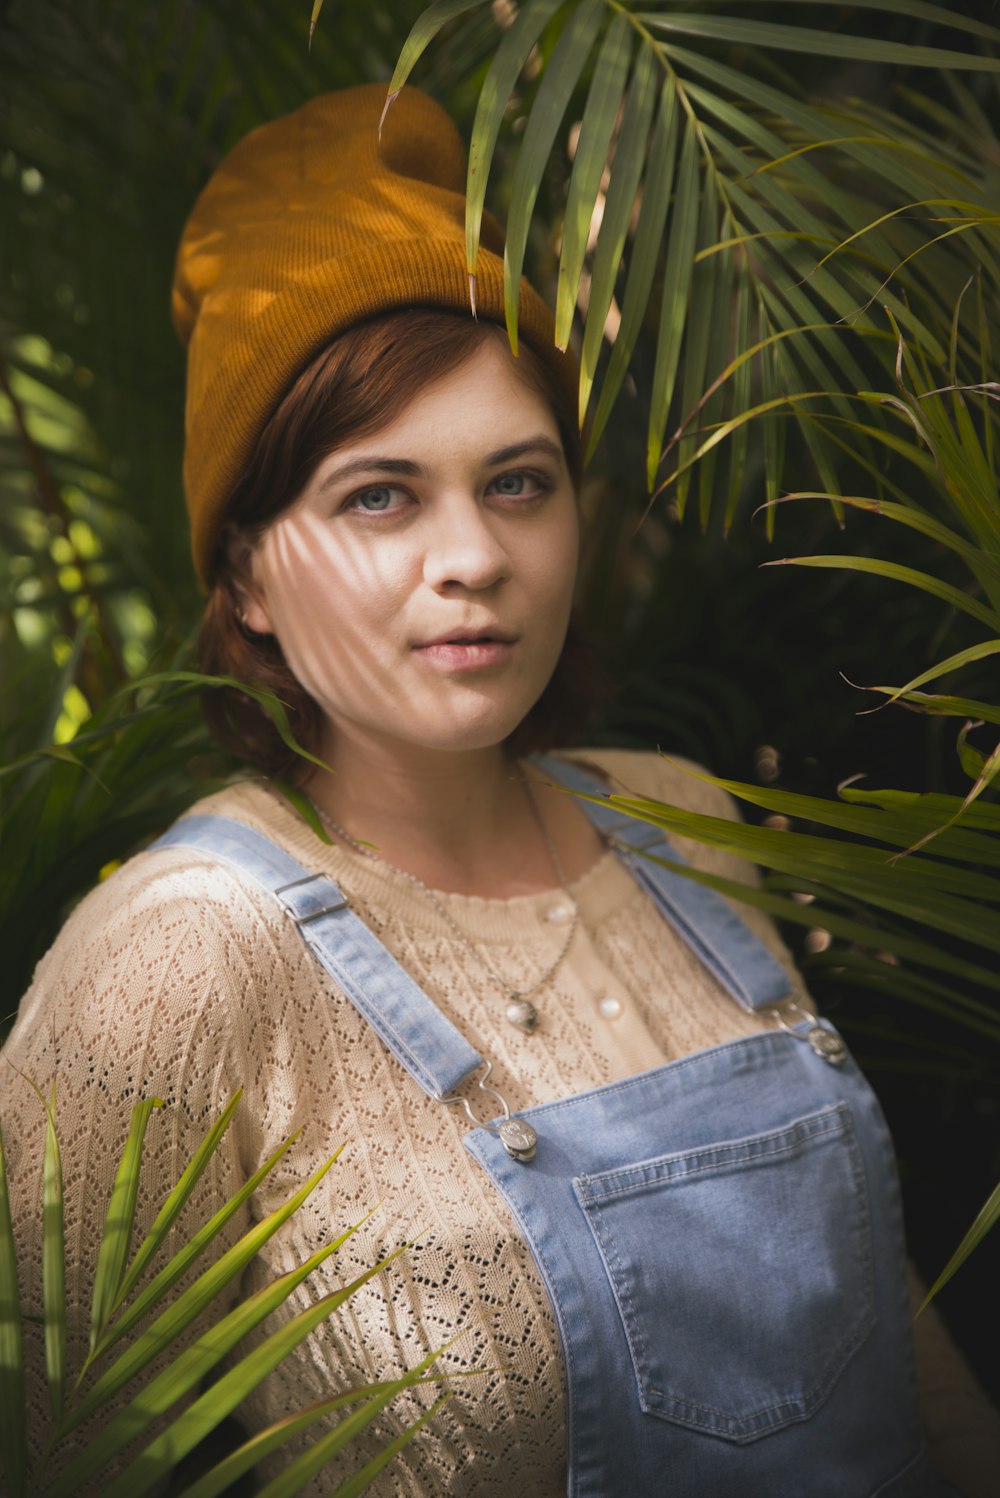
422, 499, 512, 594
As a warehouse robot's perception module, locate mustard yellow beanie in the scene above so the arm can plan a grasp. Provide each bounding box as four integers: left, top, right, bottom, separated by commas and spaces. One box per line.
172, 83, 576, 584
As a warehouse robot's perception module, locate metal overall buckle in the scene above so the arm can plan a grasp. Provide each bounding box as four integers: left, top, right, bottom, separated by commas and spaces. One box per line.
442, 1063, 538, 1162
767, 1000, 847, 1066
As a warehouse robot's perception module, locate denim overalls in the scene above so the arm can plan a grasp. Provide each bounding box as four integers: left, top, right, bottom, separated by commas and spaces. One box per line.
152, 757, 952, 1497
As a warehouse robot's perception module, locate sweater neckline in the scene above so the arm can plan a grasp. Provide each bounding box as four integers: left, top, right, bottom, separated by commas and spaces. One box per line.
196, 775, 644, 940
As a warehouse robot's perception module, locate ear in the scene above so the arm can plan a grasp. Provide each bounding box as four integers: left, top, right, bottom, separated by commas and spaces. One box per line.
227, 532, 274, 636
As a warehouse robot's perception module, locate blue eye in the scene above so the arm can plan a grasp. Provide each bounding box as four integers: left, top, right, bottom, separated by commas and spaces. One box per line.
346, 485, 399, 512
358, 486, 393, 510
492, 473, 527, 496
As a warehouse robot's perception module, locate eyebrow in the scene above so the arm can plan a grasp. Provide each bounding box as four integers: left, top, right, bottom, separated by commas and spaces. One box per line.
316, 436, 565, 491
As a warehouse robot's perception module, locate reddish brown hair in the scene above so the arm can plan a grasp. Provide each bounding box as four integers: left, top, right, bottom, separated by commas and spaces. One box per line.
198, 309, 594, 783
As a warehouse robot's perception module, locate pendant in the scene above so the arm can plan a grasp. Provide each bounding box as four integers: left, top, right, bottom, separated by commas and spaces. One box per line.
498, 1117, 538, 1162
505, 998, 539, 1033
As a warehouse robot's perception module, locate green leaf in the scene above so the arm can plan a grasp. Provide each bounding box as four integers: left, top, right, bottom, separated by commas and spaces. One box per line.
384, 0, 490, 101
256, 1386, 450, 1498
65, 1150, 343, 1437
760, 336, 788, 515
49, 1235, 361, 1497
90, 1098, 164, 1353
675, 170, 721, 521
108, 1090, 244, 1319
0, 1123, 27, 1498
269, 782, 334, 844
554, 11, 632, 349
325, 1394, 452, 1498
106, 671, 334, 776
918, 1180, 1000, 1314
579, 44, 657, 422
762, 555, 1000, 632
870, 639, 1000, 706
647, 115, 701, 488
636, 760, 1000, 866
308, 0, 324, 48
767, 493, 1000, 597
957, 721, 989, 781
175, 1367, 446, 1498
837, 783, 1000, 833
724, 0, 1000, 44
899, 737, 1000, 860
503, 0, 606, 353
95, 1248, 409, 1498
725, 266, 753, 523
88, 1130, 302, 1365
799, 946, 1000, 1043
587, 78, 680, 457
640, 12, 1000, 71
878, 691, 1000, 727
466, 0, 568, 295
42, 1087, 66, 1426
577, 790, 1000, 946
576, 835, 1000, 1010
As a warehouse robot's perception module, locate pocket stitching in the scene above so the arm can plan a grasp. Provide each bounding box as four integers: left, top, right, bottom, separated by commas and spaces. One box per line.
574, 1104, 877, 1440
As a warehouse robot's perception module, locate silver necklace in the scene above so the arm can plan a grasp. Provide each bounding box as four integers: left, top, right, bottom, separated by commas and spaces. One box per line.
312, 767, 580, 1034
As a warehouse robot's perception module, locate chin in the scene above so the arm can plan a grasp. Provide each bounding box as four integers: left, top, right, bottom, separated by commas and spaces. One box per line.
408, 695, 544, 755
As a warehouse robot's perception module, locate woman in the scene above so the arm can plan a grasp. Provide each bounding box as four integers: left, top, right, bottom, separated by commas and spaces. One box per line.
3, 84, 996, 1497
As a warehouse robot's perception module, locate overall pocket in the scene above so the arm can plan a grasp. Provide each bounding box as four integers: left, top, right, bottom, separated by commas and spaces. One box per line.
573, 1102, 876, 1443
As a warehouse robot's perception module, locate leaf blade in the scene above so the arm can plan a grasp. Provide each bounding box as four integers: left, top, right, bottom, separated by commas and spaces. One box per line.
466, 0, 568, 296
0, 1123, 27, 1498
90, 1098, 164, 1352
554, 11, 633, 348
579, 42, 657, 423
647, 114, 701, 487
503, 0, 606, 352
42, 1087, 66, 1425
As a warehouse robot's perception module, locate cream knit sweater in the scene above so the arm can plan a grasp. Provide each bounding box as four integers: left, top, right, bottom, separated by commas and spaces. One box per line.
3, 748, 996, 1495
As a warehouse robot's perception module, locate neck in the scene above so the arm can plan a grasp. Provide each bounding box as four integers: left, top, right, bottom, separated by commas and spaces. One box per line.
305, 732, 540, 896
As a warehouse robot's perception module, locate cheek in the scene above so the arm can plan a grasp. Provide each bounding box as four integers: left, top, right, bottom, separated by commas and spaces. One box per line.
535, 508, 580, 607
253, 518, 398, 693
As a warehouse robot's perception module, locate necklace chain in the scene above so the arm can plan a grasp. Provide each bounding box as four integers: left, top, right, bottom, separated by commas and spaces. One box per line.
312, 767, 580, 1014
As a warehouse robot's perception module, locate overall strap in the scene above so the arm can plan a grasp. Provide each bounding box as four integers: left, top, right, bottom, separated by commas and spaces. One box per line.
532, 756, 792, 1012
149, 815, 482, 1100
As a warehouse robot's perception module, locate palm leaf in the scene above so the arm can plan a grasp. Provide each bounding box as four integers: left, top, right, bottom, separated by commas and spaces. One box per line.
465, 0, 568, 308
917, 1181, 1000, 1314
0, 1123, 27, 1498
554, 10, 632, 349
646, 113, 700, 487
64, 1152, 345, 1438
578, 43, 657, 422
503, 0, 607, 353
90, 1250, 411, 1498
90, 1098, 164, 1352
41, 1087, 66, 1426
586, 79, 679, 457
176, 1366, 447, 1498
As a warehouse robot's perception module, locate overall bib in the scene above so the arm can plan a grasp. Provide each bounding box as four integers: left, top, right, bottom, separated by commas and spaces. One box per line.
151, 757, 952, 1497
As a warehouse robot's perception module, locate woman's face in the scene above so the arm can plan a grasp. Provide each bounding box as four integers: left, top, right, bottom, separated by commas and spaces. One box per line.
242, 338, 580, 763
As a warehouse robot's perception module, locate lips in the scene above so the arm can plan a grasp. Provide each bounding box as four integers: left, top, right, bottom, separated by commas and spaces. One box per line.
411, 631, 519, 672
415, 627, 517, 648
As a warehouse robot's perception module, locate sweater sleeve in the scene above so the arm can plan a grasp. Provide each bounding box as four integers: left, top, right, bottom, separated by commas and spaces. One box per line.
0, 848, 262, 1486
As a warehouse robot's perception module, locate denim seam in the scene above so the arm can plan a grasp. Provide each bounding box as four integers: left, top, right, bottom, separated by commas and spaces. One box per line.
577, 1106, 848, 1204
576, 1107, 877, 1437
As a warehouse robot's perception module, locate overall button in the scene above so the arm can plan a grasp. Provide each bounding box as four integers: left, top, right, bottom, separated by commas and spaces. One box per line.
597, 994, 623, 1020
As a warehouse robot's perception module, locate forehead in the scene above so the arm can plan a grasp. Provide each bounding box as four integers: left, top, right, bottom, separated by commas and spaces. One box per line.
354, 339, 560, 447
